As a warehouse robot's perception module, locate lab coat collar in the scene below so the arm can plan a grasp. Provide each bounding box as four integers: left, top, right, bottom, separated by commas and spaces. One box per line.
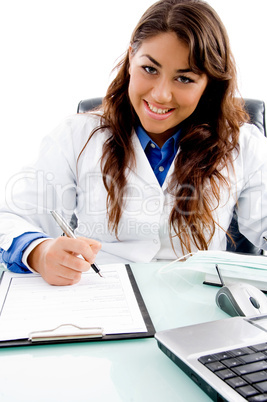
130, 131, 179, 194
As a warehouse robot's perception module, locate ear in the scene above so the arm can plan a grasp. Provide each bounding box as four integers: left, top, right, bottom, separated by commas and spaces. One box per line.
128, 45, 134, 75
129, 45, 134, 60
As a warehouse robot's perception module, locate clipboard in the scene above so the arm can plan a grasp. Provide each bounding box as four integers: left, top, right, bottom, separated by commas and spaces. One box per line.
0, 264, 155, 347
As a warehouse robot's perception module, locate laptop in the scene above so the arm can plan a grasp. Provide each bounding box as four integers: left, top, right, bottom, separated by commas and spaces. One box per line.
155, 315, 267, 401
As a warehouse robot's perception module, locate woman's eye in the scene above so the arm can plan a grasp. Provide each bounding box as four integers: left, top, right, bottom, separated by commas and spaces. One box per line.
142, 66, 157, 75
177, 75, 194, 84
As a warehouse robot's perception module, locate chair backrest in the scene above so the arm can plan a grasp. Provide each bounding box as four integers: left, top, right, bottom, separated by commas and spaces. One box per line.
227, 99, 266, 254
77, 97, 103, 113
77, 97, 266, 254
243, 98, 266, 135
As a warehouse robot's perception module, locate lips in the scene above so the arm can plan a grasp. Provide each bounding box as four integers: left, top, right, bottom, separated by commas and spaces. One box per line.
144, 100, 175, 120
146, 101, 173, 114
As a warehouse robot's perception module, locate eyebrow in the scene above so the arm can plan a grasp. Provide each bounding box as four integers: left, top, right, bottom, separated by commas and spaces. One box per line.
141, 54, 192, 74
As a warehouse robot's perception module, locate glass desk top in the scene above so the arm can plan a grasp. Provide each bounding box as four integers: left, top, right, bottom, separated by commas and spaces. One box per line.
0, 261, 228, 402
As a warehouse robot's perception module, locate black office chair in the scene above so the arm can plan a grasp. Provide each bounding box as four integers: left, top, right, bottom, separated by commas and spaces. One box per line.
77, 97, 103, 113
225, 99, 266, 254
77, 97, 266, 254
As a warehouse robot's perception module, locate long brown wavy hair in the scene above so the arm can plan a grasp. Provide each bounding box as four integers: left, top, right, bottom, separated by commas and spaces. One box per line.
79, 0, 249, 254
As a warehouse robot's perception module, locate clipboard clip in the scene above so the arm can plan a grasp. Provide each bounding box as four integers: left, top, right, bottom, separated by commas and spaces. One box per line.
29, 324, 105, 342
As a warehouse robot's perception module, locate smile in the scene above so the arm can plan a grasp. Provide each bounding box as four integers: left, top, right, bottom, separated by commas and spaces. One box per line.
146, 101, 173, 114
143, 100, 175, 121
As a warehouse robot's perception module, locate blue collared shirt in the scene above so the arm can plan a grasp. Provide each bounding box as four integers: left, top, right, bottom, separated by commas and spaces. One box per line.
136, 125, 181, 186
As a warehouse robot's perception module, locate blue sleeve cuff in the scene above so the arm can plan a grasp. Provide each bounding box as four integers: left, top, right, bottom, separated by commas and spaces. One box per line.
0, 232, 49, 274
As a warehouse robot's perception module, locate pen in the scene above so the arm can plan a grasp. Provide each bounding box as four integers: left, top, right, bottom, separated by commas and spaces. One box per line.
50, 210, 103, 278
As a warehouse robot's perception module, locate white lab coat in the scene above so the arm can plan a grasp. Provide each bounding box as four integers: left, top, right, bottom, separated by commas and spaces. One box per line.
1, 113, 267, 264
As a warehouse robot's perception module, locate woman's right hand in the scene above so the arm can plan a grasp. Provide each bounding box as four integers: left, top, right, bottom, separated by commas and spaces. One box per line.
27, 236, 102, 286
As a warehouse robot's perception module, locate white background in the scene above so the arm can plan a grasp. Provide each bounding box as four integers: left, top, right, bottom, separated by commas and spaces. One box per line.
0, 0, 266, 192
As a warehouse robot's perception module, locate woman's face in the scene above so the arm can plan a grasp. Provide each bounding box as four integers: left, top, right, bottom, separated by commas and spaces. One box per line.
128, 32, 208, 146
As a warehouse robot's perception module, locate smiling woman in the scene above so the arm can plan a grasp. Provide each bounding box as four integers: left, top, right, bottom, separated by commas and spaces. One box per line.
100, 0, 245, 250
1, 0, 267, 286
128, 32, 208, 145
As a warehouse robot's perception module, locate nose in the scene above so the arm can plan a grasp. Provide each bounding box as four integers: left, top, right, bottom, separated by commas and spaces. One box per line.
151, 77, 173, 104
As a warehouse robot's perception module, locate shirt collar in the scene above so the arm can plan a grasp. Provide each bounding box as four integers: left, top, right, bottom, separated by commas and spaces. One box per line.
136, 125, 181, 153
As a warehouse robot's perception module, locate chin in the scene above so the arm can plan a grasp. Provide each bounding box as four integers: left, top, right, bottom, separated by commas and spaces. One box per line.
141, 121, 178, 136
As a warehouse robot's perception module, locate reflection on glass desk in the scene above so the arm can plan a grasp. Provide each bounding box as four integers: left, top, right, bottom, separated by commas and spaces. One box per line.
0, 262, 228, 402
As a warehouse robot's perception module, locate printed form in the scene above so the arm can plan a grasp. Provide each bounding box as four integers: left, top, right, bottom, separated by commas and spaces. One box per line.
0, 264, 147, 341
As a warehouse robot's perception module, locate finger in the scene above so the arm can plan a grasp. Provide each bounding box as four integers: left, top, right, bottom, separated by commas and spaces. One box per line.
65, 237, 101, 265
45, 271, 82, 286
84, 238, 102, 255
44, 238, 91, 274
39, 256, 83, 286
58, 250, 91, 273
55, 237, 97, 261
54, 265, 83, 283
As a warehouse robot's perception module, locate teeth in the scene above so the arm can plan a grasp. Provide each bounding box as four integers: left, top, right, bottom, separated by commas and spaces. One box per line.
147, 102, 171, 114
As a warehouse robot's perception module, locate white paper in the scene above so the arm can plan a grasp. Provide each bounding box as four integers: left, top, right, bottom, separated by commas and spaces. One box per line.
0, 264, 147, 341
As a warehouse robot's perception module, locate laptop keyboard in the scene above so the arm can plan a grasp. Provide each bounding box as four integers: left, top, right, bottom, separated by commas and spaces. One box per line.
199, 342, 267, 401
